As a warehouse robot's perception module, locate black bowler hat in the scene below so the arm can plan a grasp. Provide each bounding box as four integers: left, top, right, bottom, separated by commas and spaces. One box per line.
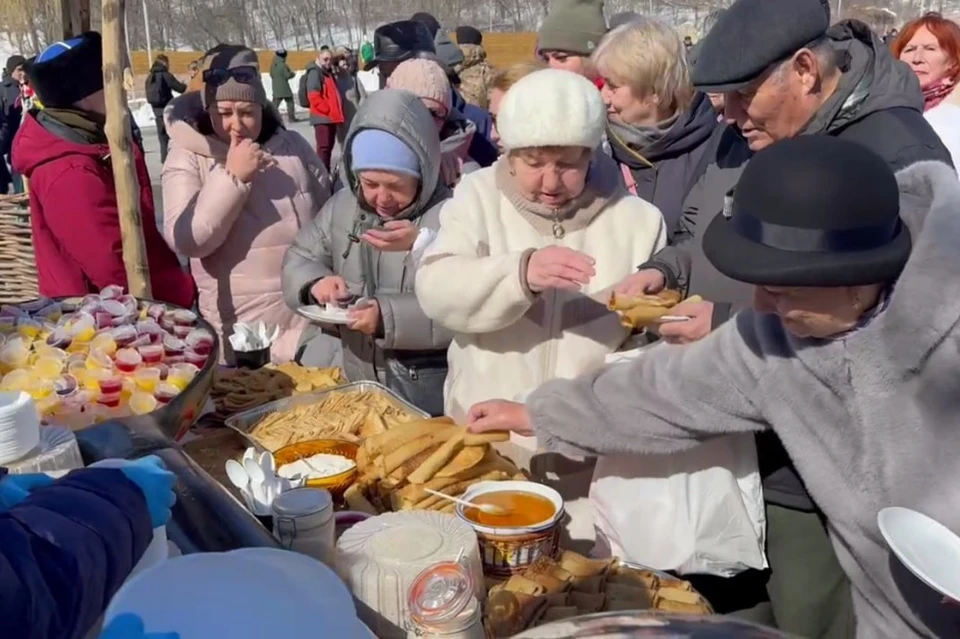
703, 137, 911, 287
371, 20, 435, 68
691, 0, 828, 92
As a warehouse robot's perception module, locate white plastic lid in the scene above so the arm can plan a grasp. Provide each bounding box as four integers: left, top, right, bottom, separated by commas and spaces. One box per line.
272, 487, 333, 517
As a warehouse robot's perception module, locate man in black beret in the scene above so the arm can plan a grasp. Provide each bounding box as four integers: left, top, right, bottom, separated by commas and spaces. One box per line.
616, 0, 953, 635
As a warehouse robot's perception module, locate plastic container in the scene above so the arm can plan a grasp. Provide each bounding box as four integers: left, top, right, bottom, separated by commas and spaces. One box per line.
224, 381, 428, 451
337, 511, 484, 639
272, 487, 336, 570
234, 346, 270, 369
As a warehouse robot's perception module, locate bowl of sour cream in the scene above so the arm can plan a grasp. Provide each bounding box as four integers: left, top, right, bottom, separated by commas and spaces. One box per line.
273, 439, 359, 499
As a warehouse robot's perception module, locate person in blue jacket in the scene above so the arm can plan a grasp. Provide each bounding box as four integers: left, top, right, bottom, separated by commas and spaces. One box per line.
0, 455, 176, 639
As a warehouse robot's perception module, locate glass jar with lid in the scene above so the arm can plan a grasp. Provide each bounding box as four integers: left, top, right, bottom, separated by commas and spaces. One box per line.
406, 560, 484, 639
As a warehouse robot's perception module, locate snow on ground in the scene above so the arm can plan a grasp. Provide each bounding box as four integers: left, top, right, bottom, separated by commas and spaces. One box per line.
131, 69, 380, 128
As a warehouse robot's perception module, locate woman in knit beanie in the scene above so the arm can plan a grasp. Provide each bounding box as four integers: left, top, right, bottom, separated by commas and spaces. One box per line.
537, 0, 608, 84
387, 58, 481, 186
282, 90, 453, 415
161, 44, 335, 365
415, 68, 668, 549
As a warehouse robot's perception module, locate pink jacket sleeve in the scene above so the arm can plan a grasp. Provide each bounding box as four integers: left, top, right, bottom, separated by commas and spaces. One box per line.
160, 146, 251, 258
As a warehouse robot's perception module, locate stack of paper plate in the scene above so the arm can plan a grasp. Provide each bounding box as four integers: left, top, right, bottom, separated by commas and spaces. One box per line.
0, 391, 40, 465
104, 548, 372, 638
5, 425, 82, 475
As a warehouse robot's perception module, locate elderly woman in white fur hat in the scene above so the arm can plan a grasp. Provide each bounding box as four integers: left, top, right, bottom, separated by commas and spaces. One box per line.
415, 68, 667, 550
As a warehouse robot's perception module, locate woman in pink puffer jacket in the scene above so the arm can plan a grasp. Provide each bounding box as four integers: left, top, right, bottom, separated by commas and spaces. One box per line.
161, 46, 333, 364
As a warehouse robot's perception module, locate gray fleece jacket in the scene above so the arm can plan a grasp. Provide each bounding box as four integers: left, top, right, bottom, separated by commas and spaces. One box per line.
527, 161, 960, 638
281, 90, 453, 411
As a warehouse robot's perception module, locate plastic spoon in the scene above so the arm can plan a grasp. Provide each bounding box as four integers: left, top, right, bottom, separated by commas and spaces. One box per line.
423, 488, 511, 516
224, 460, 250, 491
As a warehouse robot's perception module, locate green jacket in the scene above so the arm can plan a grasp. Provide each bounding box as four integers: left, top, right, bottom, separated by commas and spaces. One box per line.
270, 56, 295, 99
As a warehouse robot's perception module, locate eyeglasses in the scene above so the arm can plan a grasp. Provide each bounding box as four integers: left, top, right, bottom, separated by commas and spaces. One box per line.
202, 65, 259, 87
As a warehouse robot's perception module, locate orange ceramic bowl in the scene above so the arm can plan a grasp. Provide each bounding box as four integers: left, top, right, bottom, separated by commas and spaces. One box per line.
273, 439, 359, 499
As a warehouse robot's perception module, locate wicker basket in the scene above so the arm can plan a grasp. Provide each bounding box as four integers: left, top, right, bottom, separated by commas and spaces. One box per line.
0, 194, 37, 304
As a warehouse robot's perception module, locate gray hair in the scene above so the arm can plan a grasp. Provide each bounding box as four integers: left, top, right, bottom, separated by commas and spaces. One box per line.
773, 37, 838, 81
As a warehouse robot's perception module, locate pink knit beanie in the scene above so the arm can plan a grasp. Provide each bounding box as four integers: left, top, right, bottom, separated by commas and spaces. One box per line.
386, 59, 452, 113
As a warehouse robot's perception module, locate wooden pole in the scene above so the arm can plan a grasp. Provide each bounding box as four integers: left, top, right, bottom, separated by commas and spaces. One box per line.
102, 0, 152, 298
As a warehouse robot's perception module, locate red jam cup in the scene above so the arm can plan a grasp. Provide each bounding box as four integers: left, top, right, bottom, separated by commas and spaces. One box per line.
94, 311, 113, 330
96, 372, 124, 395
184, 349, 207, 367
115, 348, 143, 373
164, 355, 186, 365
163, 336, 185, 357
101, 300, 127, 317
146, 304, 166, 321
129, 334, 153, 349
172, 309, 197, 327
135, 320, 163, 337
138, 344, 164, 365
160, 315, 176, 332
154, 382, 180, 404
119, 295, 138, 314
99, 285, 124, 300
110, 325, 138, 347
173, 325, 193, 339
185, 329, 214, 356
96, 392, 122, 408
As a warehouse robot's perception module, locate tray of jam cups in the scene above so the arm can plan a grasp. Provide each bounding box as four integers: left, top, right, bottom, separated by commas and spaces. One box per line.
0, 286, 219, 441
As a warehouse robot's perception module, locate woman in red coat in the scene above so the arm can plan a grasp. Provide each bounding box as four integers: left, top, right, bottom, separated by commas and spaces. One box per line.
13, 33, 194, 308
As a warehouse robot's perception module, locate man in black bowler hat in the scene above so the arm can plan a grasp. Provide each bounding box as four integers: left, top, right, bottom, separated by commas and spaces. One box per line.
616, 0, 953, 636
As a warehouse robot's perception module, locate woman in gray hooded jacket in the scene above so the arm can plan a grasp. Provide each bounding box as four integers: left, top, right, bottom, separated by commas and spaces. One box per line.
282, 90, 453, 415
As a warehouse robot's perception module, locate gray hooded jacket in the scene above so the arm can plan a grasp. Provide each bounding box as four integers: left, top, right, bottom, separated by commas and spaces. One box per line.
281, 90, 453, 412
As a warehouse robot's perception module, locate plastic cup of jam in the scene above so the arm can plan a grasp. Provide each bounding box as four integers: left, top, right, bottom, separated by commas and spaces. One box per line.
96, 371, 124, 395
110, 325, 138, 347
138, 344, 164, 365
115, 348, 143, 373
70, 314, 97, 342
184, 349, 207, 367
167, 363, 199, 390
99, 285, 124, 300
96, 392, 122, 408
173, 325, 193, 339
129, 391, 158, 415
163, 335, 185, 357
133, 367, 161, 393
185, 329, 214, 356
154, 382, 180, 404
172, 309, 197, 326
53, 374, 79, 397
85, 348, 114, 372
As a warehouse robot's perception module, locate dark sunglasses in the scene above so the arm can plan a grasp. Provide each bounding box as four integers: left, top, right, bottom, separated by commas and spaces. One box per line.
202, 65, 259, 87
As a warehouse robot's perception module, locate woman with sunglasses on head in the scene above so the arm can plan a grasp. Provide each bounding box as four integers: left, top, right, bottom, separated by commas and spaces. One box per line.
162, 46, 335, 366
386, 59, 481, 187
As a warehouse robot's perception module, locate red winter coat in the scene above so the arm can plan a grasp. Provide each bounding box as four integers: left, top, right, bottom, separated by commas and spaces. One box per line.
12, 112, 195, 308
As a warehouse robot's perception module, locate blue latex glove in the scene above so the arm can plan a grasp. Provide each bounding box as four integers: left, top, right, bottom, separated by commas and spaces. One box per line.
0, 472, 55, 513
116, 456, 177, 528
99, 614, 180, 639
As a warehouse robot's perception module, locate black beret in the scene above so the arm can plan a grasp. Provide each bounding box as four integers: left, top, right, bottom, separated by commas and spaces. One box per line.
691, 0, 829, 93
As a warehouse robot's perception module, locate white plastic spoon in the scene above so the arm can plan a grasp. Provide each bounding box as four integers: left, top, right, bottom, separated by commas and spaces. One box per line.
424, 488, 510, 516
224, 459, 250, 491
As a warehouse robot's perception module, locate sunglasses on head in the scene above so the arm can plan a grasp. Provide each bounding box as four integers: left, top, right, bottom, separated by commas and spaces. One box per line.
202, 65, 259, 87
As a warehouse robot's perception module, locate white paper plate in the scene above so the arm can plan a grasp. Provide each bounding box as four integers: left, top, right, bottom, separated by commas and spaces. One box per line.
878, 506, 960, 601
298, 305, 350, 325
105, 548, 369, 638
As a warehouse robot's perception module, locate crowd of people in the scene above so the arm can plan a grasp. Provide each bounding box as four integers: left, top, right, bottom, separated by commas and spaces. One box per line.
3, 0, 960, 637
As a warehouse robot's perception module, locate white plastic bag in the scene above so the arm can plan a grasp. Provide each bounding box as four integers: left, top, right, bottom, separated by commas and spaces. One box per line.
589, 346, 767, 577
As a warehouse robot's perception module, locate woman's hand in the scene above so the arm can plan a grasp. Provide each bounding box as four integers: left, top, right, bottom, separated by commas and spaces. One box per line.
440, 154, 464, 187
361, 220, 418, 252
615, 268, 666, 297
225, 132, 273, 183
347, 299, 381, 336
467, 400, 534, 437
310, 276, 348, 304
526, 246, 596, 293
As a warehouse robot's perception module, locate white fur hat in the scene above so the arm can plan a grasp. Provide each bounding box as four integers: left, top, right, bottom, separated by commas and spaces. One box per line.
496, 68, 605, 152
